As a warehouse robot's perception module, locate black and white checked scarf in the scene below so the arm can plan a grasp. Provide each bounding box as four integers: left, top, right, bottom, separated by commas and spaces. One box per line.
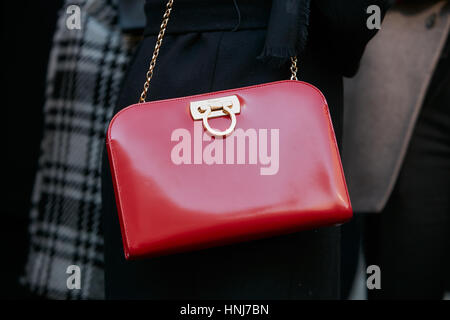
22, 0, 136, 299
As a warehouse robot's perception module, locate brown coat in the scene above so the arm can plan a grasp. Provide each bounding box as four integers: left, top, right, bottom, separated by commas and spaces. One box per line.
342, 1, 450, 212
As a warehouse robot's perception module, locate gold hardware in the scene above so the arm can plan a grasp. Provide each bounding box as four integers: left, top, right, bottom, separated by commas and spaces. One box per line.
138, 0, 299, 103
190, 95, 241, 136
290, 56, 298, 81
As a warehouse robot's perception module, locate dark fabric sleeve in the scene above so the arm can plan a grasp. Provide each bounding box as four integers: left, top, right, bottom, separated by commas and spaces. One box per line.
310, 0, 392, 77
258, 0, 311, 64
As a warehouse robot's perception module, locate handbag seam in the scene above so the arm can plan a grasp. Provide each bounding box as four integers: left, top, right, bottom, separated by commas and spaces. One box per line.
322, 104, 352, 210
107, 80, 326, 135
107, 140, 132, 256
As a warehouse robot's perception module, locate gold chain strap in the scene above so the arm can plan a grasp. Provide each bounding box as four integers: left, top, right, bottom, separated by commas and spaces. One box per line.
290, 56, 298, 81
139, 0, 298, 103
139, 0, 174, 103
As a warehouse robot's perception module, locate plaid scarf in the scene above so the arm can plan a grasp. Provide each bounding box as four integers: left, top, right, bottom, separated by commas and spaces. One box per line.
22, 0, 136, 299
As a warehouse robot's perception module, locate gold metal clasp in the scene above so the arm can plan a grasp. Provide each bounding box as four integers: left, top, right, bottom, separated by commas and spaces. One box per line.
190, 95, 240, 136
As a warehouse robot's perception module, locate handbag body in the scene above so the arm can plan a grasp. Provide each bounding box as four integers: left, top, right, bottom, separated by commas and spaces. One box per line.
106, 0, 352, 259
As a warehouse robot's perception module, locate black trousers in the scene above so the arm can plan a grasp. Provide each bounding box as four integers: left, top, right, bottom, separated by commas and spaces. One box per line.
363, 37, 450, 299
101, 0, 353, 299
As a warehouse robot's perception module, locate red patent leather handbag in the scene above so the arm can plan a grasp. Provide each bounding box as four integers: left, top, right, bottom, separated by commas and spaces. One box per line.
106, 0, 352, 260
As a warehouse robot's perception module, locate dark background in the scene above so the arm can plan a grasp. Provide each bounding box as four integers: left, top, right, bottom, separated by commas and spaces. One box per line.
2, 1, 63, 299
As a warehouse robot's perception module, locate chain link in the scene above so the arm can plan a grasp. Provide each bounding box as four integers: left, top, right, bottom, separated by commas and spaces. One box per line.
139, 0, 298, 103
290, 56, 298, 81
139, 0, 174, 103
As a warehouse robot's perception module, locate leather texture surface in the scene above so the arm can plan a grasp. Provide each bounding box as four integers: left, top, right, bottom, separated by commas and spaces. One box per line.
107, 80, 352, 259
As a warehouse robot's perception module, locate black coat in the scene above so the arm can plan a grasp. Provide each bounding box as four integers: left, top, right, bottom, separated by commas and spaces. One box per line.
101, 0, 388, 299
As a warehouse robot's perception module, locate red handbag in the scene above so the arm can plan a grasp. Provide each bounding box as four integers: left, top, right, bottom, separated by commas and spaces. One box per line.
106, 0, 352, 260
